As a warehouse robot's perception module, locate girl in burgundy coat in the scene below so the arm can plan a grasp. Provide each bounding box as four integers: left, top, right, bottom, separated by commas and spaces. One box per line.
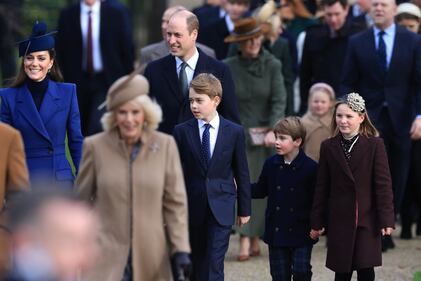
310, 93, 395, 281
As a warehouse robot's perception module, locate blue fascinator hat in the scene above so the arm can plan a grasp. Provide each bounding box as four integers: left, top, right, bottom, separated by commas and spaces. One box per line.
18, 21, 57, 57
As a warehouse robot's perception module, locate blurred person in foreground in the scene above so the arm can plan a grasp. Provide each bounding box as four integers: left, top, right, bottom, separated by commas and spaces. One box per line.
76, 72, 191, 281
4, 189, 99, 281
0, 122, 29, 278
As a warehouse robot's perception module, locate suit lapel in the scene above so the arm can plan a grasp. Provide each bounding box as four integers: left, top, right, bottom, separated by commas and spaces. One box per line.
39, 81, 61, 127
331, 135, 355, 182
193, 49, 207, 78
208, 116, 227, 171
386, 26, 402, 79
187, 119, 207, 173
162, 56, 184, 103
16, 86, 51, 142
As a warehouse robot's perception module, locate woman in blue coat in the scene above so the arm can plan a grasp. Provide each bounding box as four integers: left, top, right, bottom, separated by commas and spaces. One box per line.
0, 22, 83, 188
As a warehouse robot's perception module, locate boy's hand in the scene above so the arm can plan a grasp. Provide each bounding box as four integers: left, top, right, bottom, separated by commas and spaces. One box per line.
264, 131, 276, 147
381, 227, 393, 236
237, 216, 250, 227
310, 228, 325, 240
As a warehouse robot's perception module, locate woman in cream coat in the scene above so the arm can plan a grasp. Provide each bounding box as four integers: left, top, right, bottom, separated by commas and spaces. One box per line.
76, 74, 190, 281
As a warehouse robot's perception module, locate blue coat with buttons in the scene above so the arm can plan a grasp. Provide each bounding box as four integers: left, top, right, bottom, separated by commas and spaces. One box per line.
252, 149, 318, 247
0, 81, 83, 187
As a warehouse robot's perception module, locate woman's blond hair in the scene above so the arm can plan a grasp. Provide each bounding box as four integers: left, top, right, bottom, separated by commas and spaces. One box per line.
100, 95, 162, 132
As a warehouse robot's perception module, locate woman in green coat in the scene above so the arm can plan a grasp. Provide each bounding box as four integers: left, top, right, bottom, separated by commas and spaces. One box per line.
224, 17, 287, 261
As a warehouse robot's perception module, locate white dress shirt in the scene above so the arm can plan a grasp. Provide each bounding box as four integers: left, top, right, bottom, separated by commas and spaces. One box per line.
175, 48, 199, 86
80, 0, 103, 72
198, 113, 220, 157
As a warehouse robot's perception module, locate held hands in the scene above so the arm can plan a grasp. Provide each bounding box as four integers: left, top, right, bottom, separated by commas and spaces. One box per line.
264, 131, 276, 147
381, 227, 393, 236
309, 228, 325, 240
237, 216, 250, 227
171, 252, 192, 281
410, 118, 421, 140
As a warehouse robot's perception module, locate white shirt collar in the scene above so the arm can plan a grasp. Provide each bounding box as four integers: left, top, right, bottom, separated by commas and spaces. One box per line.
198, 112, 220, 129
373, 23, 396, 36
81, 0, 100, 14
175, 48, 199, 71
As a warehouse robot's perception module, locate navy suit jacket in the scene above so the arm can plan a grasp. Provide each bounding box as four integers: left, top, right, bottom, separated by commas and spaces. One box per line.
56, 1, 134, 87
144, 48, 241, 134
0, 81, 83, 185
341, 25, 421, 135
173, 117, 251, 227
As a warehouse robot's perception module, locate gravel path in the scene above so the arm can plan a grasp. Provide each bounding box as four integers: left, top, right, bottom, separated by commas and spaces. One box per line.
225, 227, 421, 280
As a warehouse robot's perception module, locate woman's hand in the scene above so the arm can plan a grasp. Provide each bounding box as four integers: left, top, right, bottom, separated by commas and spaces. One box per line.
310, 228, 325, 240
237, 216, 250, 227
264, 131, 276, 147
381, 227, 393, 236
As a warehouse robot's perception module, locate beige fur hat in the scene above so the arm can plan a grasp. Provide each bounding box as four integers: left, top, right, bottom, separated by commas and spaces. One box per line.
104, 73, 150, 111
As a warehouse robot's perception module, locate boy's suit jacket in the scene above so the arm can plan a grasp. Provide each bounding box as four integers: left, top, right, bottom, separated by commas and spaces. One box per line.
173, 116, 251, 226
0, 81, 83, 184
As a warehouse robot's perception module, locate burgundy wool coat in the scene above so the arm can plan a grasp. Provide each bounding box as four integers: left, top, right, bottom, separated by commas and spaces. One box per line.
311, 134, 395, 273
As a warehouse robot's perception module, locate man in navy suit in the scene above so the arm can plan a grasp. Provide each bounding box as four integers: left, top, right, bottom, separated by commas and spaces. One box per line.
144, 10, 240, 134
56, 0, 134, 135
341, 0, 421, 250
173, 73, 251, 281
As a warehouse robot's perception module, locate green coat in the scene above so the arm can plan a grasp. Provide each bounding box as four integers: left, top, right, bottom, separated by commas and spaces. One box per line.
227, 38, 295, 115
224, 49, 287, 236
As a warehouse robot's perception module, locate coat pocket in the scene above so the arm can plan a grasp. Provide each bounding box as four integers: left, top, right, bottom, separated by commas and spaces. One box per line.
220, 183, 236, 195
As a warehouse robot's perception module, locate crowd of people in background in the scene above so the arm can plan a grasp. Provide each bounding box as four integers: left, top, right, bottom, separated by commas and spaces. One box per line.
0, 0, 421, 280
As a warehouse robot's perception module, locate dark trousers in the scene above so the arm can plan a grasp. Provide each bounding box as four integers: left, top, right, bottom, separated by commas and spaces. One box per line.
334, 268, 375, 281
78, 72, 108, 136
268, 245, 313, 281
401, 140, 421, 231
376, 107, 412, 213
189, 207, 232, 281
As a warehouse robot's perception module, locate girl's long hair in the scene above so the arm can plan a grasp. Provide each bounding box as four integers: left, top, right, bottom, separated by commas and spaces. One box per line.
331, 100, 379, 137
8, 49, 64, 88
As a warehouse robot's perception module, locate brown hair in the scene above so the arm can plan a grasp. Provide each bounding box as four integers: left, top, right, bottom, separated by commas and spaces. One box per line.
331, 101, 379, 137
287, 0, 313, 18
273, 116, 307, 146
9, 49, 64, 88
227, 0, 250, 5
190, 73, 222, 99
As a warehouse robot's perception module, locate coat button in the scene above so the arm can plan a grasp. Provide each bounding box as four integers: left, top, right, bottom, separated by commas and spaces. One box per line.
275, 227, 279, 232
276, 206, 280, 211
290, 208, 294, 212
277, 185, 281, 190
292, 167, 296, 171
279, 166, 283, 170
288, 228, 293, 232
48, 148, 53, 154
290, 187, 294, 192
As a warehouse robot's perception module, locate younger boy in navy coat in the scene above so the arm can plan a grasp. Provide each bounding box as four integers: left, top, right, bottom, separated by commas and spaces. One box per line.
173, 73, 251, 281
252, 117, 318, 281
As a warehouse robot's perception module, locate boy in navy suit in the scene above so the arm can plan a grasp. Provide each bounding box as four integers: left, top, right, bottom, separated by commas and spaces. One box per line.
252, 117, 318, 281
173, 73, 251, 281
